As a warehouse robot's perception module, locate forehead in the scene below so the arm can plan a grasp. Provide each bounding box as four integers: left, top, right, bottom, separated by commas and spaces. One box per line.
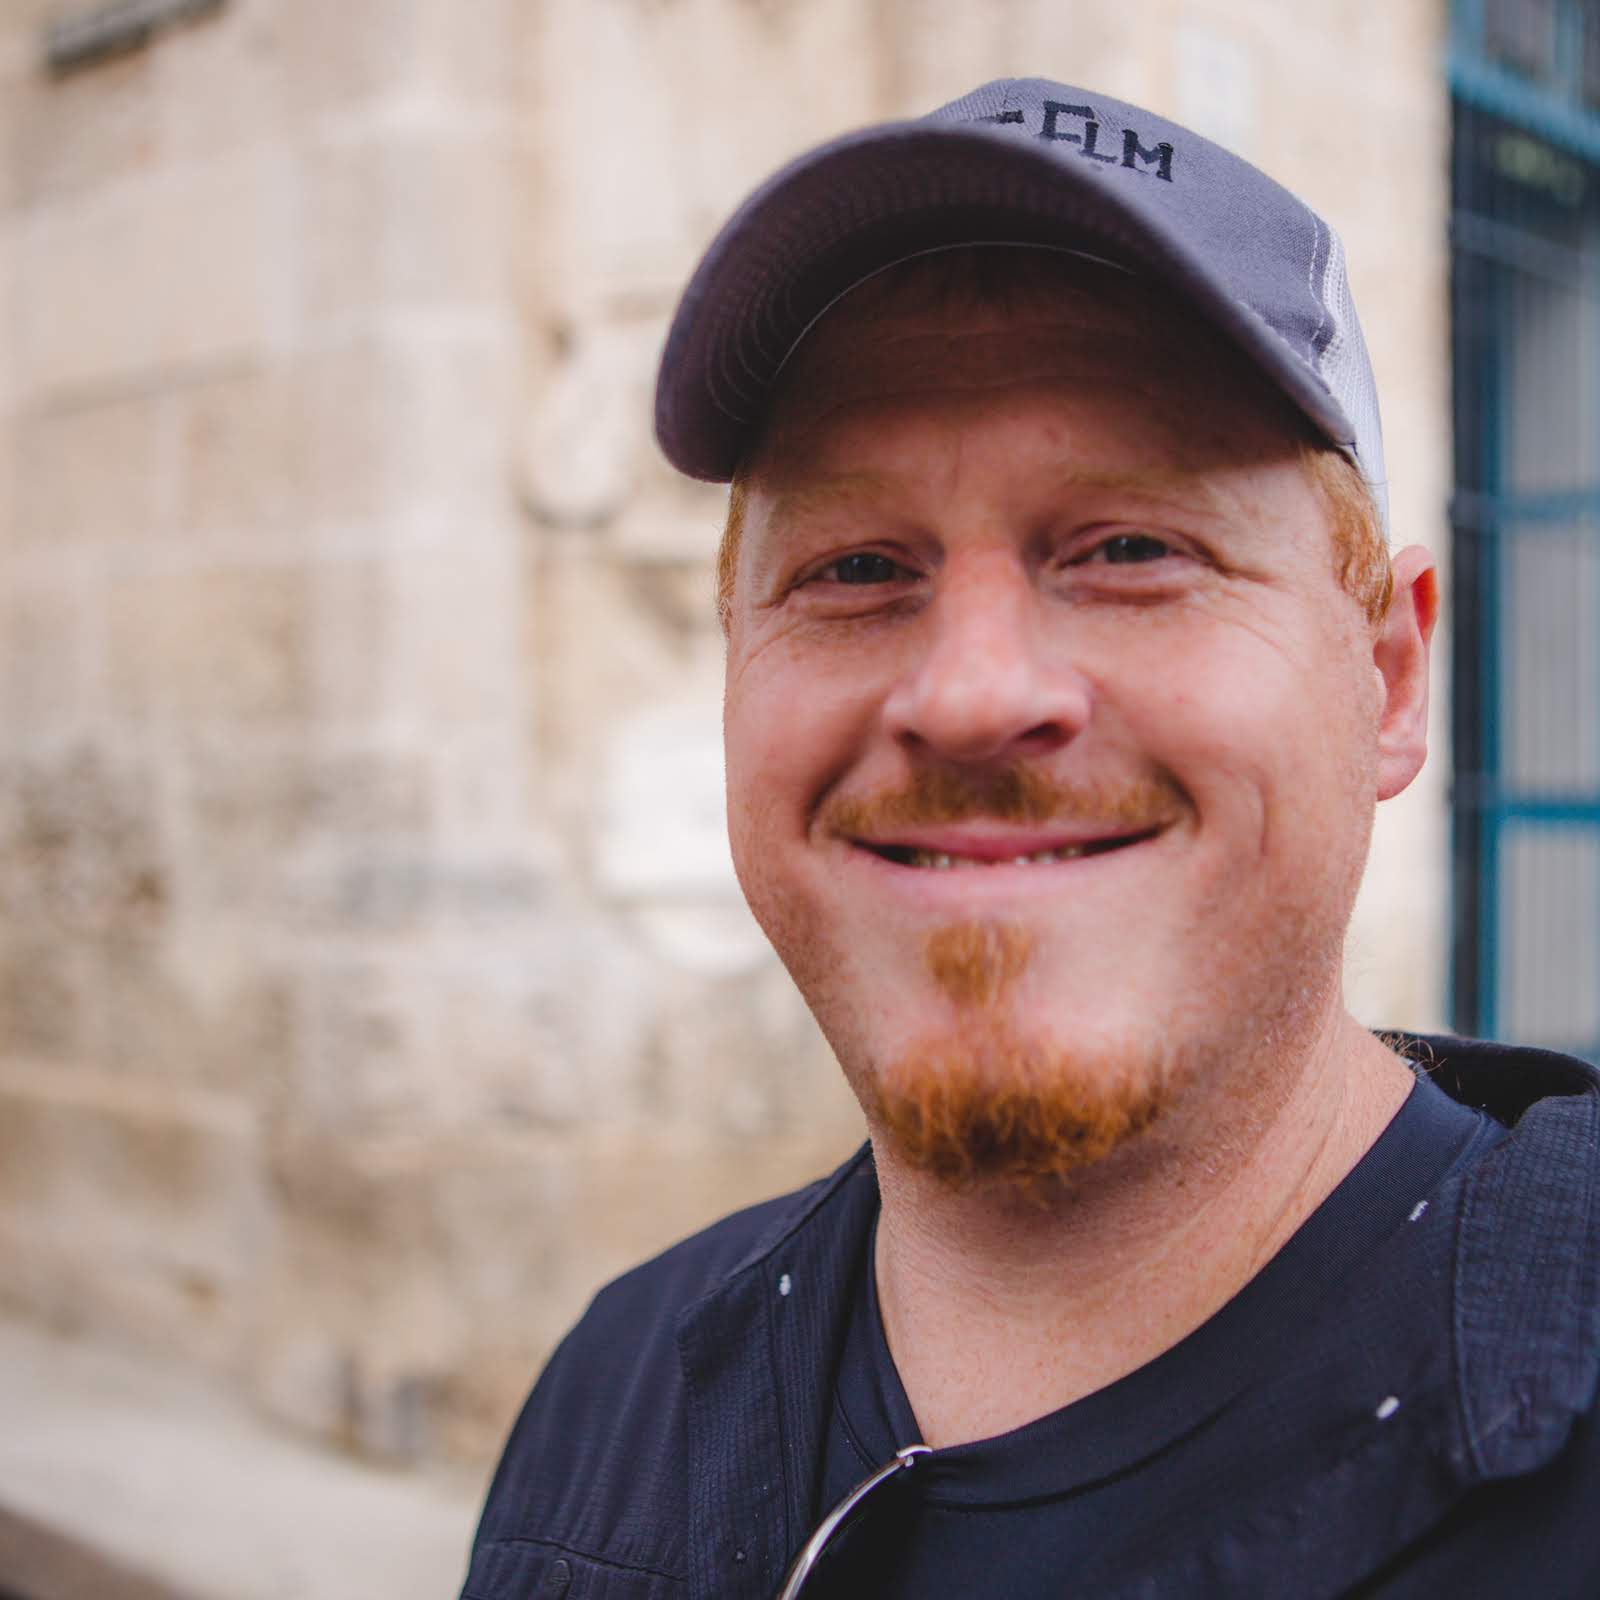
751, 249, 1314, 485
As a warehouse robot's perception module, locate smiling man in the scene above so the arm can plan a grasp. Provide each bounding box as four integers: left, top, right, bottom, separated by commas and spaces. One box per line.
463, 80, 1600, 1600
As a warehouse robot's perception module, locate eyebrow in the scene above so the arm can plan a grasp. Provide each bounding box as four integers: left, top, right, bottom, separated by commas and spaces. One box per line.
760, 472, 901, 532
759, 462, 1239, 532
1040, 465, 1239, 518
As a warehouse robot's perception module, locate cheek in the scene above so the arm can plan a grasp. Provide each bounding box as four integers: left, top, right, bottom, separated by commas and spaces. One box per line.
723, 652, 866, 881
732, 636, 881, 764
1117, 618, 1375, 826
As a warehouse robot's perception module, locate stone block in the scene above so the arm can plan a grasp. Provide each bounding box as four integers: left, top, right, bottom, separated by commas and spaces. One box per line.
17, 150, 286, 398
253, 1127, 571, 1458
285, 338, 397, 530
13, 39, 163, 205
13, 390, 163, 546
300, 131, 512, 326
185, 741, 431, 855
645, 959, 858, 1140
293, 960, 438, 1134
395, 335, 514, 522
873, 0, 1037, 114
171, 363, 295, 540
279, 0, 421, 122
0, 576, 94, 729
309, 557, 391, 722
0, 59, 21, 220
415, 0, 529, 106
535, 553, 718, 787
285, 335, 510, 532
430, 912, 657, 1131
93, 934, 295, 1097
182, 740, 431, 917
386, 540, 526, 728
525, 0, 877, 298
107, 566, 311, 723
428, 734, 545, 853
154, 0, 290, 158
0, 1214, 246, 1376
0, 1077, 264, 1368
0, 936, 94, 1062
0, 228, 17, 417
0, 746, 170, 939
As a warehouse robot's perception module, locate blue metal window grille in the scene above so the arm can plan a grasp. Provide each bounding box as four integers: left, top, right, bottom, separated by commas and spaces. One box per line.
1450, 0, 1600, 1060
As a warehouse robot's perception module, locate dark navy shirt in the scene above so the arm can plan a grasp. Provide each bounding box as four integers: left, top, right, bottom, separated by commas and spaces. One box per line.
463, 1037, 1600, 1600
813, 1074, 1505, 1594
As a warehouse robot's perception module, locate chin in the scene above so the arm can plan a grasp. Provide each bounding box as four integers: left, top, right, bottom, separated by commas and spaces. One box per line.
858, 1013, 1183, 1194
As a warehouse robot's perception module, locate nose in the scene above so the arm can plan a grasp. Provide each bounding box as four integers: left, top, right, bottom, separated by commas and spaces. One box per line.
881, 548, 1092, 763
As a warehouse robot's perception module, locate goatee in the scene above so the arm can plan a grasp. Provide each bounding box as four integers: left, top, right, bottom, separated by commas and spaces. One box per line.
862, 919, 1172, 1191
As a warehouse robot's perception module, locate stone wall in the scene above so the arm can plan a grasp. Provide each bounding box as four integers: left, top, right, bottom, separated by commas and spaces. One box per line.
0, 0, 1450, 1467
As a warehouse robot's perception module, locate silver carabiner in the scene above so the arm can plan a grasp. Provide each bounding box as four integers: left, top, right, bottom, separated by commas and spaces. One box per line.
774, 1444, 933, 1600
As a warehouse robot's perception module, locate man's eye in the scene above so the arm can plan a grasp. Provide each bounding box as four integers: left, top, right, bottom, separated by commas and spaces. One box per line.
823, 552, 906, 585
1088, 533, 1173, 565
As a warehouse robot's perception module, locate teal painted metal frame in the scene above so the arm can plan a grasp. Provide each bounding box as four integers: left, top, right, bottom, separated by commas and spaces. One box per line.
1449, 0, 1600, 1053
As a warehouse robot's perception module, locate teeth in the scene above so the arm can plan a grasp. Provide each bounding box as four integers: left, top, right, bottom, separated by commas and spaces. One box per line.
905, 844, 1091, 868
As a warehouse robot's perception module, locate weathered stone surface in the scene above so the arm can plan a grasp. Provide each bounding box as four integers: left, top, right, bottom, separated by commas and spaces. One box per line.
1, 577, 94, 729
199, 741, 431, 843
0, 748, 170, 939
154, 0, 291, 158
518, 314, 658, 533
0, 937, 93, 1063
524, 0, 878, 297
171, 364, 296, 540
17, 151, 287, 397
0, 1074, 264, 1369
385, 538, 528, 726
12, 41, 163, 205
284, 339, 398, 529
282, 336, 513, 531
300, 132, 512, 324
292, 960, 438, 1134
107, 566, 312, 723
278, 0, 422, 120
0, 0, 1453, 1516
94, 934, 296, 1095
14, 391, 163, 546
414, 0, 528, 107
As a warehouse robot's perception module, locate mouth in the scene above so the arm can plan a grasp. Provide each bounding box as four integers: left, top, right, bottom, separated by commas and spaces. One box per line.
856, 824, 1168, 870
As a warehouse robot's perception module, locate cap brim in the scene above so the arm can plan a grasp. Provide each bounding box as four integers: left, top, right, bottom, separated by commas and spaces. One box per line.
654, 118, 1356, 482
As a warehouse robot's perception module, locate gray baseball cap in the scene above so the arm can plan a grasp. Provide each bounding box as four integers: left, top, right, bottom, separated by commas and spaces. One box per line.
654, 76, 1388, 534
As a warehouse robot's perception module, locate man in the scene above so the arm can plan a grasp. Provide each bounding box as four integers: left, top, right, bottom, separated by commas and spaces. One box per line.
463, 79, 1600, 1599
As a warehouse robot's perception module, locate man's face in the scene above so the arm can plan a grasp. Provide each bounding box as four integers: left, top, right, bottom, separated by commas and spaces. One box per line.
722, 259, 1390, 1186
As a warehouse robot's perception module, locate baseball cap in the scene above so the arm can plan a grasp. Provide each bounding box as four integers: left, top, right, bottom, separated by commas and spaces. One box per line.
654, 76, 1388, 534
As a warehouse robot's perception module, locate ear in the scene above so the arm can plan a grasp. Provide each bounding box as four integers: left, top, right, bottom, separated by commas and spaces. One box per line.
1374, 544, 1440, 802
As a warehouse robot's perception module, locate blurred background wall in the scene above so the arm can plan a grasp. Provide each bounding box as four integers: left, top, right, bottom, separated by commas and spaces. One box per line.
8, 0, 1593, 1593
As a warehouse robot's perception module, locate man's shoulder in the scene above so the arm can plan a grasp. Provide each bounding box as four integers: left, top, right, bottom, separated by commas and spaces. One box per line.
1398, 1030, 1600, 1126
1405, 1033, 1600, 1478
465, 1143, 876, 1592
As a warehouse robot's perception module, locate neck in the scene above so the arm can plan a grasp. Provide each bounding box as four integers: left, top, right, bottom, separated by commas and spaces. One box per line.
870, 1009, 1414, 1448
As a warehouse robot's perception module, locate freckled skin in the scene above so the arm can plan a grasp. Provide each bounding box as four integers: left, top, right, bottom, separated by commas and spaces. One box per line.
724, 264, 1402, 1184
720, 254, 1440, 1446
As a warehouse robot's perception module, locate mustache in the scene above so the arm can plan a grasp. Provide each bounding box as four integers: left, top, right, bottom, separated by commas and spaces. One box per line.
821, 766, 1185, 837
